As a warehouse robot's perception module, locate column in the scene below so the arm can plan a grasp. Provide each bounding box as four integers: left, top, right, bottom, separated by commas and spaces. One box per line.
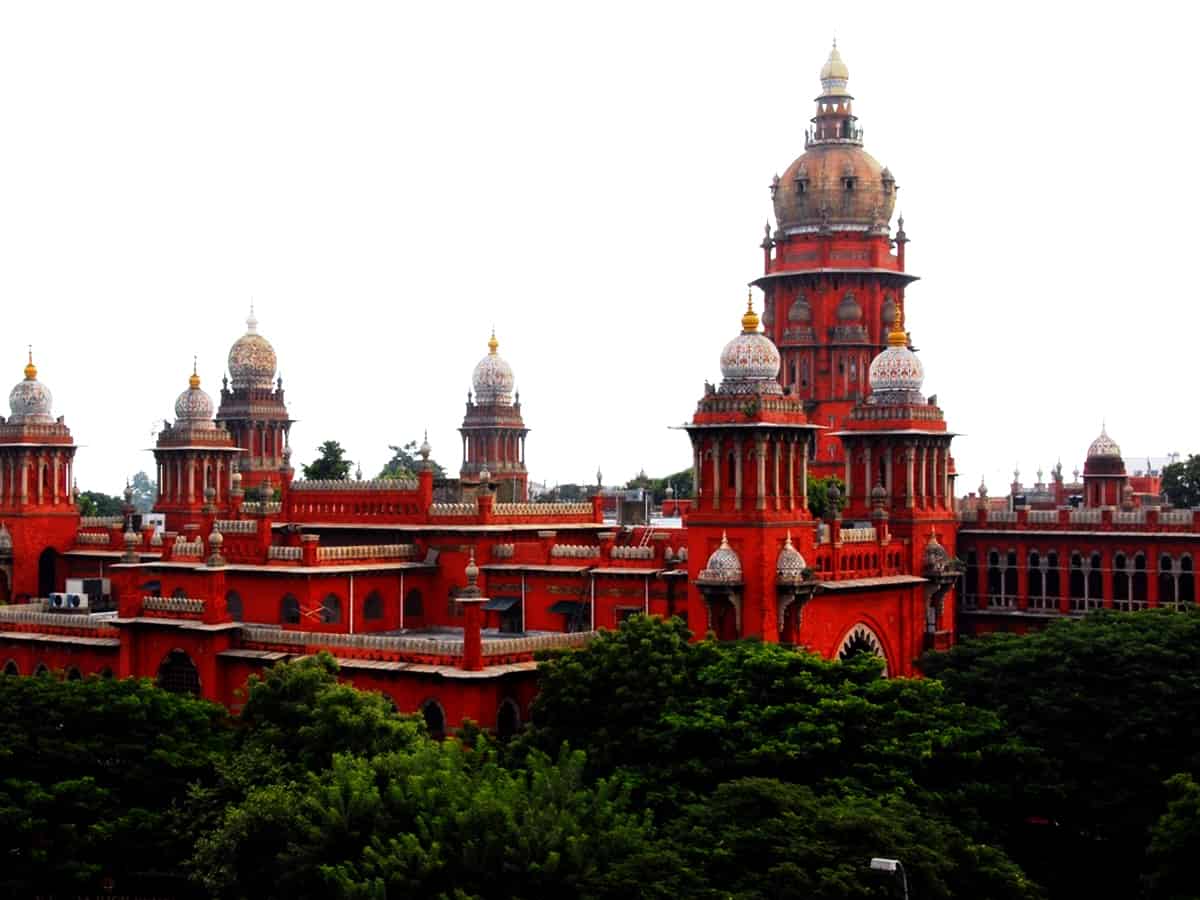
187, 455, 196, 504
863, 445, 872, 498
1058, 548, 1071, 613
884, 445, 893, 499
800, 439, 809, 509
843, 439, 853, 504
918, 445, 927, 508
52, 454, 60, 505
712, 438, 721, 511
734, 438, 744, 512
693, 447, 701, 501
19, 452, 29, 505
931, 447, 941, 509
756, 436, 767, 512
772, 438, 781, 511
787, 438, 795, 511
1016, 546, 1029, 610
37, 457, 45, 506
904, 446, 915, 509
1101, 547, 1114, 608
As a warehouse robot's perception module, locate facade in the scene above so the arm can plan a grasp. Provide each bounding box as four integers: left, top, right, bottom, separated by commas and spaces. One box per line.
0, 44, 1175, 730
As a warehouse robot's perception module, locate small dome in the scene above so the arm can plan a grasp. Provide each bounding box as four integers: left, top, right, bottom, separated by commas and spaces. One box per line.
788, 294, 812, 322
228, 308, 278, 391
868, 303, 924, 401
719, 297, 782, 395
699, 532, 743, 583
1087, 426, 1121, 459
8, 352, 54, 424
174, 367, 214, 423
472, 331, 515, 405
923, 530, 949, 569
776, 531, 807, 578
836, 291, 862, 321
820, 42, 850, 93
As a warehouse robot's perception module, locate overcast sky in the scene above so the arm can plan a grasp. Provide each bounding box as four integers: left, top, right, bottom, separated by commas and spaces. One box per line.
0, 2, 1195, 496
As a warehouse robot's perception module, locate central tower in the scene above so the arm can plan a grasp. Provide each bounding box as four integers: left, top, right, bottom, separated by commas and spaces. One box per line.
756, 44, 916, 480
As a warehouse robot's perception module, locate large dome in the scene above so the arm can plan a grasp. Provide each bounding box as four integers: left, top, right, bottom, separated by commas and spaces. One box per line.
8, 353, 53, 424
719, 298, 782, 395
1087, 426, 1121, 459
771, 46, 896, 233
228, 308, 277, 391
174, 368, 214, 423
472, 332, 514, 405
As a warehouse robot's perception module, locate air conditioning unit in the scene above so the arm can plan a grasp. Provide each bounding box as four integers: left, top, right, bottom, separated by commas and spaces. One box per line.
48, 592, 68, 609
48, 592, 88, 610
67, 594, 89, 610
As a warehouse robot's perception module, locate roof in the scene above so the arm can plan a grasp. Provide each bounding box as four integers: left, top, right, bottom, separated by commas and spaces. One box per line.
818, 575, 928, 591
480, 563, 594, 574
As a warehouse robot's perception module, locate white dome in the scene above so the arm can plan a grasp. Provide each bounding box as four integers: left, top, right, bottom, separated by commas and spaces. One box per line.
228, 309, 277, 391
718, 300, 782, 395
174, 372, 214, 423
699, 532, 743, 583
776, 532, 807, 578
1087, 426, 1121, 459
472, 333, 514, 405
868, 344, 924, 395
8, 357, 53, 424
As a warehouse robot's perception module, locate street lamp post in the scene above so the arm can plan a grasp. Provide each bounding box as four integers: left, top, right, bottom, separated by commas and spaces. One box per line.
869, 857, 909, 900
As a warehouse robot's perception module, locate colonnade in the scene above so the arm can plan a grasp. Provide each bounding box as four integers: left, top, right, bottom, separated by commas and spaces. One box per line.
693, 431, 812, 512
0, 448, 76, 507
156, 453, 236, 505
841, 438, 953, 511
461, 430, 527, 471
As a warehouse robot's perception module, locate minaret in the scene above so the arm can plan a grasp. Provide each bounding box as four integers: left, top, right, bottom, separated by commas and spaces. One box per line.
684, 295, 821, 643
215, 307, 293, 495
757, 43, 913, 481
0, 350, 80, 598
154, 363, 239, 532
460, 331, 529, 502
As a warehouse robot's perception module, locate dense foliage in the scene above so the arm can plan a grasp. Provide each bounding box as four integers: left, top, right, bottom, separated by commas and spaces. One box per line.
379, 438, 446, 480
5, 612, 1200, 897
807, 474, 847, 519
302, 439, 353, 480
1161, 453, 1200, 508
77, 489, 123, 516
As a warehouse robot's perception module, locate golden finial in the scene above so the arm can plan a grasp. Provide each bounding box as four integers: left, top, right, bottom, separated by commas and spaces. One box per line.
487, 328, 499, 355
887, 295, 908, 347
741, 290, 760, 333
23, 345, 36, 380
189, 356, 201, 389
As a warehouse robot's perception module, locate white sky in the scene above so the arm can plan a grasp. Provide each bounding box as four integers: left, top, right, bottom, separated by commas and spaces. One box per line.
0, 2, 1195, 495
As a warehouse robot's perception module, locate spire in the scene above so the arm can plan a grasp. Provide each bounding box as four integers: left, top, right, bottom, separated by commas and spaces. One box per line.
246, 302, 258, 334
819, 40, 850, 95
886, 295, 907, 347
488, 328, 498, 355
23, 345, 36, 380
189, 355, 201, 389
741, 290, 760, 333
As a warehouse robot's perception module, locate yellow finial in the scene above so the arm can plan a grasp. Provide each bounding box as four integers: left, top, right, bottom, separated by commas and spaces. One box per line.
23, 345, 36, 380
189, 356, 201, 389
487, 329, 498, 355
741, 290, 760, 333
887, 296, 908, 347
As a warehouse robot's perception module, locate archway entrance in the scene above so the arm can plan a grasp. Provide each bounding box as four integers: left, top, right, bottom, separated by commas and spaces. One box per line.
837, 624, 889, 676
156, 649, 201, 695
421, 699, 446, 740
37, 548, 57, 597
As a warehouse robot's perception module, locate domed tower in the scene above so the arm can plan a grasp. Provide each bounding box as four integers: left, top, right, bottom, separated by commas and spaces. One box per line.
0, 350, 80, 598
215, 307, 293, 494
1082, 425, 1127, 508
835, 299, 959, 646
460, 331, 529, 502
684, 296, 821, 642
757, 43, 915, 481
154, 362, 239, 531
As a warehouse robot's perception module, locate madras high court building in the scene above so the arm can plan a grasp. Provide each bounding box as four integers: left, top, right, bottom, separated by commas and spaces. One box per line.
0, 46, 1193, 733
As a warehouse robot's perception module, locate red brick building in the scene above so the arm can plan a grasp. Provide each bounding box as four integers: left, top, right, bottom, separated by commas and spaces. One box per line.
0, 45, 1076, 730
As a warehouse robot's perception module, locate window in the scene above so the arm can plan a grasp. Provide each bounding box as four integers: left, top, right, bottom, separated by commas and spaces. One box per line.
3, 660, 18, 676
281, 594, 300, 625
497, 699, 521, 740
403, 589, 423, 618
172, 586, 187, 599
421, 699, 446, 740
321, 594, 342, 624
1160, 555, 1178, 608
226, 590, 243, 622
843, 176, 856, 191
1133, 554, 1148, 605
34, 663, 49, 677
1181, 556, 1194, 606
363, 591, 384, 621
156, 649, 200, 696
1113, 554, 1130, 608
66, 667, 81, 681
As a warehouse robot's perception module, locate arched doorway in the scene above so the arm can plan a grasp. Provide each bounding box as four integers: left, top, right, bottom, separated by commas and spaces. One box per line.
156, 649, 201, 696
709, 597, 739, 641
496, 698, 521, 740
421, 699, 446, 740
3, 660, 18, 676
37, 548, 57, 598
837, 624, 889, 676
225, 590, 243, 622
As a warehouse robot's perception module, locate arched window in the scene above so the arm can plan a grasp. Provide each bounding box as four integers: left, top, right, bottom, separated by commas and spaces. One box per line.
1133, 554, 1148, 605
962, 550, 978, 607
1004, 550, 1018, 601
987, 550, 1002, 601
1088, 553, 1103, 609
281, 594, 300, 625
726, 453, 737, 489
1028, 551, 1044, 605
66, 667, 82, 681
321, 594, 342, 624
497, 698, 521, 740
1069, 553, 1086, 610
1160, 555, 1178, 608
1113, 554, 1130, 609
1045, 551, 1061, 602
34, 663, 49, 677
225, 591, 243, 622
404, 589, 423, 618
1180, 556, 1194, 606
3, 660, 18, 676
99, 667, 113, 679
38, 548, 57, 598
421, 699, 446, 740
156, 649, 200, 695
363, 591, 383, 620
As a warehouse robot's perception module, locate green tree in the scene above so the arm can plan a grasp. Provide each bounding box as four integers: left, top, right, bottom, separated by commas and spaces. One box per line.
0, 674, 231, 896
920, 609, 1200, 899
130, 470, 157, 513
1145, 773, 1200, 900
301, 440, 352, 481
77, 490, 123, 516
378, 439, 446, 480
806, 474, 846, 520
1161, 454, 1200, 508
